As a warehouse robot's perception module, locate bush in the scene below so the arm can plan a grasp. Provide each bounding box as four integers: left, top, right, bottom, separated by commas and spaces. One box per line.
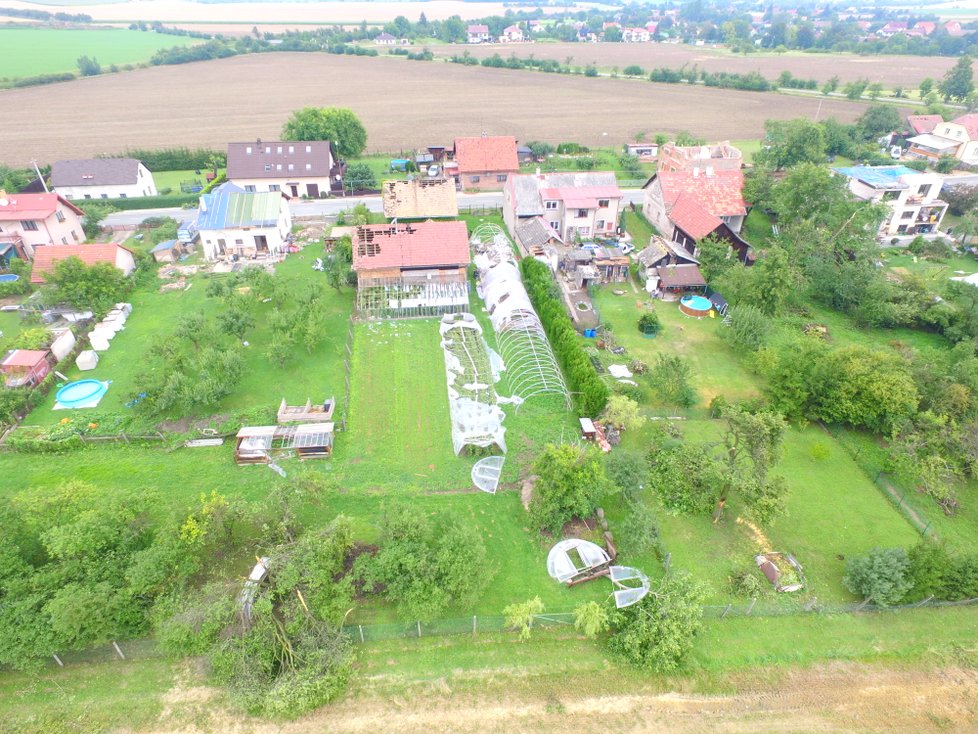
108, 147, 225, 171
729, 568, 765, 597
843, 547, 912, 606
637, 312, 661, 336
623, 65, 644, 76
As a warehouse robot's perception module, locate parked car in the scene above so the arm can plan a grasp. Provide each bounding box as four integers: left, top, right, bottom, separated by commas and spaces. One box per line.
890, 145, 902, 160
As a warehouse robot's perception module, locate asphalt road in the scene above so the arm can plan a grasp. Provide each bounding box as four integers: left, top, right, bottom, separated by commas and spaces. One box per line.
102, 189, 647, 227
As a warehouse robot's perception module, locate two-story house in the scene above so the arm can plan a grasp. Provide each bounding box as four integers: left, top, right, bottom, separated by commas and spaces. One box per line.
452, 136, 520, 191
30, 243, 137, 284
657, 141, 743, 173
51, 158, 158, 200
226, 139, 345, 198
834, 165, 948, 237
907, 114, 978, 165
503, 172, 623, 247
500, 24, 524, 42
194, 183, 292, 261
0, 191, 85, 260
467, 24, 491, 43
641, 168, 751, 262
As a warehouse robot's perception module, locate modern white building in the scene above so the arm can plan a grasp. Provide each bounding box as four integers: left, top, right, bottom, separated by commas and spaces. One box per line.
194, 183, 292, 261
834, 165, 948, 237
51, 158, 158, 200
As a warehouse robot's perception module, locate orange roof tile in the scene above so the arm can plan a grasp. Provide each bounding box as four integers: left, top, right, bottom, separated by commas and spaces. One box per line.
454, 136, 519, 174
30, 244, 131, 284
658, 169, 746, 218
668, 193, 723, 240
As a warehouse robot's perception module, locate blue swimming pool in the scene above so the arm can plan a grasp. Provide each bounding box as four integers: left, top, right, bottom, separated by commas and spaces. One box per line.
679, 294, 713, 317
0, 273, 19, 283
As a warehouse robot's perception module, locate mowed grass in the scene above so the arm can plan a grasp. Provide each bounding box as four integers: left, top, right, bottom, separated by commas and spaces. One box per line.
151, 168, 224, 196
0, 28, 202, 79
23, 252, 354, 427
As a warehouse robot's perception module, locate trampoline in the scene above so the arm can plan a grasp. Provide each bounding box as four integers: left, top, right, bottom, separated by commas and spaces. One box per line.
55, 379, 109, 409
679, 294, 713, 318
0, 273, 19, 283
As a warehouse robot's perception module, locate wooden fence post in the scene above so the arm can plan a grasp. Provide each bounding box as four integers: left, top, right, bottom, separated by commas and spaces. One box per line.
359, 624, 364, 643
746, 598, 757, 616
720, 604, 732, 618
52, 653, 64, 667
112, 641, 125, 659
417, 620, 422, 638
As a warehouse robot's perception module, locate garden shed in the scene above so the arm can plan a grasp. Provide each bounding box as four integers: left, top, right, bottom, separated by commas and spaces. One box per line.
1, 349, 51, 387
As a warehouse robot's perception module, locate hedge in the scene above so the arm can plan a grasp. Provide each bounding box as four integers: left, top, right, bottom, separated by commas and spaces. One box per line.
84, 193, 199, 211
520, 257, 609, 416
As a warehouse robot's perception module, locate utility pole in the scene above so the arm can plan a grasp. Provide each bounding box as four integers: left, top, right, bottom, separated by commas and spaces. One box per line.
30, 159, 49, 192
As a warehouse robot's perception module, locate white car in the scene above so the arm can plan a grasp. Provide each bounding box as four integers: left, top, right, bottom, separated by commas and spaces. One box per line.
890, 145, 902, 160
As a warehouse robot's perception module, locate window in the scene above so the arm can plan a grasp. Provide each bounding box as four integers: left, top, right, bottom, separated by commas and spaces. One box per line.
276, 164, 282, 171
119, 193, 127, 199
497, 174, 508, 182
245, 185, 257, 193
264, 164, 272, 172
21, 220, 38, 231
84, 194, 91, 199
269, 184, 280, 192
265, 146, 271, 153
71, 230, 78, 241
901, 210, 914, 219
577, 209, 588, 218
100, 194, 108, 199
598, 199, 609, 208
305, 163, 312, 171
288, 164, 294, 171
471, 176, 480, 183
288, 146, 294, 153
545, 200, 558, 210
305, 145, 312, 153
235, 239, 244, 245
56, 210, 65, 222
580, 227, 590, 236
277, 146, 282, 154
917, 184, 932, 197
61, 237, 67, 244
596, 220, 605, 230
549, 220, 560, 231
246, 146, 252, 154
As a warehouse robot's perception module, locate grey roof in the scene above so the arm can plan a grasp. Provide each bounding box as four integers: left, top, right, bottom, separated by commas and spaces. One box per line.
515, 217, 562, 248
51, 158, 141, 187
227, 140, 335, 180
637, 235, 699, 268
510, 172, 620, 216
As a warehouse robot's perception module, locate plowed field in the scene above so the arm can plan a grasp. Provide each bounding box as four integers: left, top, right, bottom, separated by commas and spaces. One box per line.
0, 53, 889, 166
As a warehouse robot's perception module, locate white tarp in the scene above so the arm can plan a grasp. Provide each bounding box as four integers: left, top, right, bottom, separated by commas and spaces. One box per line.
546, 539, 611, 583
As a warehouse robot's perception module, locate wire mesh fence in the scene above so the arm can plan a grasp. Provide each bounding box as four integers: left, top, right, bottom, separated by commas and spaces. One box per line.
821, 423, 937, 538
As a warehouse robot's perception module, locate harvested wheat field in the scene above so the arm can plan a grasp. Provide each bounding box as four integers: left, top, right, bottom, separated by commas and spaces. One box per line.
0, 53, 888, 166
430, 42, 957, 88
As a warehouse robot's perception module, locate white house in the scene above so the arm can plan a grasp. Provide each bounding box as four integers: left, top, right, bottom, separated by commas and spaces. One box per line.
907, 114, 978, 165
194, 183, 292, 261
467, 24, 491, 43
0, 191, 85, 260
834, 165, 948, 237
503, 172, 623, 246
51, 158, 158, 200
374, 32, 398, 45
500, 24, 524, 42
226, 140, 345, 198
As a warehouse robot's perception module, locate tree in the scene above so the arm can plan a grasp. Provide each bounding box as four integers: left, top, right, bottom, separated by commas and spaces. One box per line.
857, 104, 902, 141
843, 78, 869, 100
80, 203, 113, 239
919, 77, 934, 97
356, 503, 494, 621
574, 600, 610, 638
866, 82, 883, 100
608, 571, 705, 672
821, 75, 840, 95
938, 55, 974, 102
843, 547, 913, 606
623, 64, 644, 76
218, 307, 255, 339
76, 55, 101, 76
281, 107, 367, 158
748, 246, 796, 317
637, 311, 661, 336
755, 118, 826, 170
343, 162, 377, 192
45, 256, 127, 312
649, 354, 696, 408
722, 304, 771, 352
503, 597, 545, 641
696, 235, 739, 282
603, 394, 646, 432
529, 443, 612, 534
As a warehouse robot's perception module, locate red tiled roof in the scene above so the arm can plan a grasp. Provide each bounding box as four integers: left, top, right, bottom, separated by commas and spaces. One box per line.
468, 24, 489, 33
658, 169, 746, 218
30, 244, 131, 284
907, 114, 944, 135
953, 113, 978, 140
454, 136, 519, 174
0, 192, 83, 222
667, 193, 723, 240
352, 220, 470, 272
1, 349, 48, 368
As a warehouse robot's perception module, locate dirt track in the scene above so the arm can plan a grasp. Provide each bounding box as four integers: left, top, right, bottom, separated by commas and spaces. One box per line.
0, 53, 889, 167
151, 661, 978, 733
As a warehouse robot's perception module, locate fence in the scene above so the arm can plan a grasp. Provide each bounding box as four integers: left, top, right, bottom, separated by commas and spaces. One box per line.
340, 313, 356, 431
459, 205, 503, 216
820, 423, 937, 539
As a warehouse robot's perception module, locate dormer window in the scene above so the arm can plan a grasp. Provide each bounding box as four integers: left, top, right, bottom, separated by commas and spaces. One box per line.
305, 163, 312, 171
288, 146, 294, 154
265, 146, 271, 154
598, 199, 609, 208
264, 164, 272, 172
246, 146, 252, 154
288, 164, 295, 171
306, 145, 312, 153
277, 146, 283, 153
545, 200, 558, 210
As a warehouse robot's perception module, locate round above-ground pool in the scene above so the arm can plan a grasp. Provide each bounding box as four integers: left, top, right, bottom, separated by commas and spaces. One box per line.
55, 379, 107, 408
0, 273, 19, 282
679, 294, 713, 318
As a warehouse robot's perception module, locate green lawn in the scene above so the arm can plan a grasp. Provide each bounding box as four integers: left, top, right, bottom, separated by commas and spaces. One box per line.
0, 310, 29, 356
519, 147, 655, 183
622, 209, 657, 246
22, 253, 354, 428
0, 28, 202, 79
151, 169, 224, 197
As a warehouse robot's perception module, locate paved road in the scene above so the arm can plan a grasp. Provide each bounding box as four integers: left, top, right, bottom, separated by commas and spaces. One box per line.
102, 189, 647, 227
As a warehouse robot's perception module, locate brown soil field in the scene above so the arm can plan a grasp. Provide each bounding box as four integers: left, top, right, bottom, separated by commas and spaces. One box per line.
431, 42, 958, 87
0, 53, 890, 167
1, 0, 564, 23
151, 661, 978, 733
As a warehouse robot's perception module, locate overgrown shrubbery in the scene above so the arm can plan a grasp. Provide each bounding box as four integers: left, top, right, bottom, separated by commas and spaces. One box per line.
529, 443, 613, 534
104, 147, 225, 172
521, 257, 608, 415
